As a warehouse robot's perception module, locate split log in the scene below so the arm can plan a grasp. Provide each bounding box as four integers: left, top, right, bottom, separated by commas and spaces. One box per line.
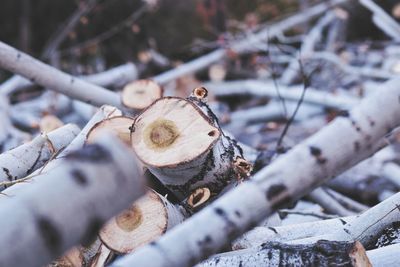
121, 80, 163, 112
0, 105, 121, 199
152, 0, 346, 85
196, 240, 370, 267
0, 133, 146, 267
130, 89, 251, 202
0, 123, 80, 190
0, 41, 121, 108
99, 190, 185, 254
207, 80, 358, 110
290, 192, 400, 247
111, 78, 400, 267
87, 116, 134, 146
367, 243, 400, 266
232, 216, 354, 250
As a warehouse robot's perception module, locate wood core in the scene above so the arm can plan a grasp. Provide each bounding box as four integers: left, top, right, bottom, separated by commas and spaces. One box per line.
115, 205, 142, 232
143, 119, 179, 150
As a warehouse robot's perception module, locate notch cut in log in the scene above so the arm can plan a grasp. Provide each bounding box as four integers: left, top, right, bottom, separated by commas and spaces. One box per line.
196, 240, 371, 267
121, 80, 163, 111
131, 91, 250, 202
86, 116, 134, 146
99, 189, 184, 254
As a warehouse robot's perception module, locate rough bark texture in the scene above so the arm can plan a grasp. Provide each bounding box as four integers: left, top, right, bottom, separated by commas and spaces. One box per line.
112, 78, 400, 267
196, 240, 370, 267
0, 134, 146, 267
0, 123, 80, 190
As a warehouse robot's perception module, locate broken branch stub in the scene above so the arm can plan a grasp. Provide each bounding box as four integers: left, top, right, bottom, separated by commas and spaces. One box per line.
99, 189, 184, 254
121, 80, 163, 112
130, 91, 249, 202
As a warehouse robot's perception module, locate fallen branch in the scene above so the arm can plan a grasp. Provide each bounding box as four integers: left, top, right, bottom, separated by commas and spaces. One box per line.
308, 187, 355, 216
207, 80, 358, 110
366, 243, 400, 266
0, 134, 146, 267
0, 41, 122, 108
0, 123, 80, 190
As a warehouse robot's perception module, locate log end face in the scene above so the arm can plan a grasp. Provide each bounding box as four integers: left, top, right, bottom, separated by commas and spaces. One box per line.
131, 97, 220, 167
99, 190, 168, 254
86, 116, 134, 146
121, 80, 163, 110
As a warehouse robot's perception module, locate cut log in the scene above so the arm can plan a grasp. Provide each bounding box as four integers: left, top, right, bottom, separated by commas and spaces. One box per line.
87, 116, 134, 146
367, 243, 400, 266
121, 80, 163, 111
0, 133, 146, 267
99, 190, 185, 254
131, 91, 250, 202
196, 240, 370, 267
111, 78, 400, 267
0, 123, 80, 190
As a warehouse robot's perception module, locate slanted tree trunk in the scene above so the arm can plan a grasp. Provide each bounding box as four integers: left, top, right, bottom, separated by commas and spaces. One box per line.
130, 88, 251, 203
111, 78, 400, 267
196, 240, 370, 267
99, 189, 185, 254
0, 134, 146, 267
0, 123, 80, 190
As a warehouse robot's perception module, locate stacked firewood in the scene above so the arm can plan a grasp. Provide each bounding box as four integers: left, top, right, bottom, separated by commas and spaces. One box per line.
0, 1, 400, 267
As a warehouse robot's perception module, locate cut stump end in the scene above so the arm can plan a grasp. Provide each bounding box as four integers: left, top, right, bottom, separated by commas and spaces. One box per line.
121, 80, 163, 110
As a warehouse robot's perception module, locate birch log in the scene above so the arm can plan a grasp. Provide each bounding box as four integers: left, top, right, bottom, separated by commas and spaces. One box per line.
0, 134, 146, 267
367, 243, 400, 266
99, 190, 185, 254
0, 123, 80, 190
0, 41, 121, 108
232, 216, 355, 250
130, 89, 251, 202
112, 78, 400, 267
195, 241, 370, 267
0, 63, 138, 96
0, 105, 121, 199
207, 80, 358, 110
290, 192, 400, 247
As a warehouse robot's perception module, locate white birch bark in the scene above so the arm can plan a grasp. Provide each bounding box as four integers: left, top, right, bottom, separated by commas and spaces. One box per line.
232, 215, 355, 250
381, 162, 400, 188
195, 241, 370, 267
112, 78, 400, 267
0, 105, 121, 199
0, 41, 121, 108
0, 134, 146, 267
366, 243, 400, 266
0, 123, 80, 190
308, 187, 355, 216
290, 192, 400, 247
207, 80, 358, 110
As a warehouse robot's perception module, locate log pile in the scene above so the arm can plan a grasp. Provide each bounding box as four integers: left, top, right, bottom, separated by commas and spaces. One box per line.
0, 1, 400, 266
